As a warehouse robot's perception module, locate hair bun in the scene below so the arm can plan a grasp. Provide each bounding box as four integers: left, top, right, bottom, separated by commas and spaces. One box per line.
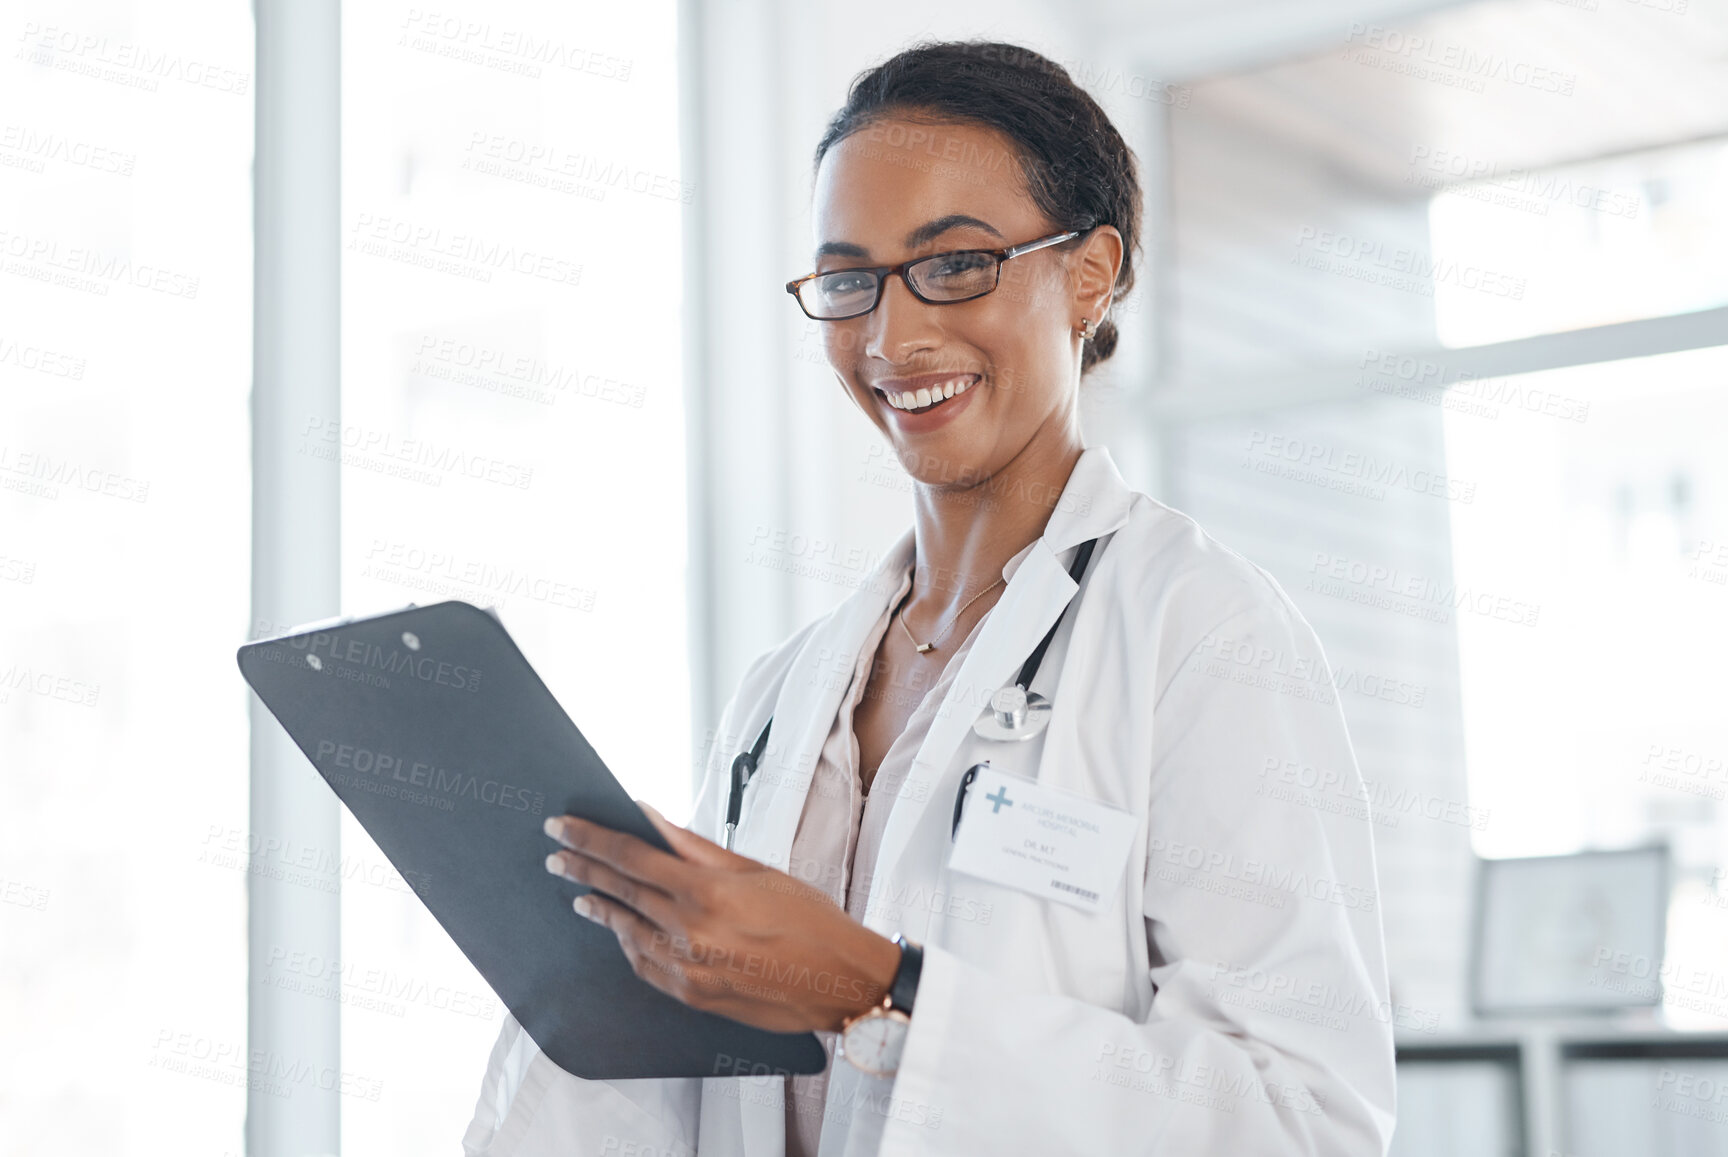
1083, 319, 1119, 375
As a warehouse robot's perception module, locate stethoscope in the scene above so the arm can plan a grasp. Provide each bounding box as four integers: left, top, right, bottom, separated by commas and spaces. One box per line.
722, 536, 1101, 852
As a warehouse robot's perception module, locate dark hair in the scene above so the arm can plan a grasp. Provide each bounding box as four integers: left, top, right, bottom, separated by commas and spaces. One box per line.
813, 40, 1142, 377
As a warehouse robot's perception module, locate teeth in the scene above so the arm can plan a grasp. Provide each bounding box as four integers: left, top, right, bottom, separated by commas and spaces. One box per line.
885, 376, 975, 411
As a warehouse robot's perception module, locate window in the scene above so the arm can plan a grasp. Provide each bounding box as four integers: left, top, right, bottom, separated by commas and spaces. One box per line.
0, 2, 255, 1150
338, 3, 688, 1149
1158, 0, 1728, 1046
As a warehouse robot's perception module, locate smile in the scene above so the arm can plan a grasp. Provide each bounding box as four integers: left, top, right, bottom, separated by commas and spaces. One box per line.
877, 375, 977, 414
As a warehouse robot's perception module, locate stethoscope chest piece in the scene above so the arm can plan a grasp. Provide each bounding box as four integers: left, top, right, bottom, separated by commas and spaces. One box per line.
971, 684, 1052, 742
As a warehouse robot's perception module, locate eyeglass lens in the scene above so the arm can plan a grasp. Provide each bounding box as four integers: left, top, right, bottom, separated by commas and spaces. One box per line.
799, 250, 1000, 319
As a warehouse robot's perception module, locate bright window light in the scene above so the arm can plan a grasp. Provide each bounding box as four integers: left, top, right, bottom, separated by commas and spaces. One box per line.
1431, 138, 1728, 347
338, 2, 687, 1150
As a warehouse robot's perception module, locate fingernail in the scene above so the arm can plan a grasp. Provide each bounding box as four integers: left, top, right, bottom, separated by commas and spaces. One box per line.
544, 853, 563, 876
542, 816, 560, 839
573, 895, 593, 918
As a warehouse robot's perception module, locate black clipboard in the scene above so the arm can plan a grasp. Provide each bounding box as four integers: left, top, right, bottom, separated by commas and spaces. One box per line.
236, 599, 826, 1080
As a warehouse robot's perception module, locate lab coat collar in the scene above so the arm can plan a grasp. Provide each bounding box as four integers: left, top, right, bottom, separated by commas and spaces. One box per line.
887, 441, 1138, 587
737, 443, 1134, 880
997, 443, 1134, 582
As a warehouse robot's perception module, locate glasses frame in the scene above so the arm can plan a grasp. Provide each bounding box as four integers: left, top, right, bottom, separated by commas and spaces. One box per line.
785, 226, 1095, 321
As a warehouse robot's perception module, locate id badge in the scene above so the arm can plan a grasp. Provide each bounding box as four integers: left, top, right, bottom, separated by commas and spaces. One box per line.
947, 765, 1139, 914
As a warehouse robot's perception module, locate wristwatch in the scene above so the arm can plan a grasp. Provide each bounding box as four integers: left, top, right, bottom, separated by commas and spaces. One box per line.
836, 933, 922, 1077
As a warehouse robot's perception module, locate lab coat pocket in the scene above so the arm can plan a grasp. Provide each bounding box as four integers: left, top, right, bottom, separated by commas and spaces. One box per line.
932, 851, 1135, 1017
947, 762, 1139, 917
484, 1051, 700, 1157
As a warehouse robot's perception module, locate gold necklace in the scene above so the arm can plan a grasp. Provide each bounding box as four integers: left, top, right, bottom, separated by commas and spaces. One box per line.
894, 572, 1005, 654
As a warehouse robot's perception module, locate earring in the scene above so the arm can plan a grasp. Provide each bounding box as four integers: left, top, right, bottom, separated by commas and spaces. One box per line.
1076, 318, 1097, 341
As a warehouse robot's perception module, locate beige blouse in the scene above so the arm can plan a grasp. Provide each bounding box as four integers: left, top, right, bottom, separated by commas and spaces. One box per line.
780, 545, 1026, 1157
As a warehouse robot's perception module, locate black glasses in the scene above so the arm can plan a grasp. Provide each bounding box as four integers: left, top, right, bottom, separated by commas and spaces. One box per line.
786, 227, 1093, 321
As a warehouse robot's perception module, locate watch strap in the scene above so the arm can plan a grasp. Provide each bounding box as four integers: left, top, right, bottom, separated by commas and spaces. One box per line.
888, 933, 922, 1016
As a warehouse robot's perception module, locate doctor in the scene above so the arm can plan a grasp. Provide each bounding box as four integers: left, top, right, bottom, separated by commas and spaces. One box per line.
465, 39, 1396, 1157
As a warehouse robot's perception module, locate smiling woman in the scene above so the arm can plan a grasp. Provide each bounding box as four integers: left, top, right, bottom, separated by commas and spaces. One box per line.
464, 38, 1396, 1157
795, 114, 1129, 507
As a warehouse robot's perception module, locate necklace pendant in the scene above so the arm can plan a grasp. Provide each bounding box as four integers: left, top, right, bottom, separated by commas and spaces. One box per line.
914, 642, 935, 653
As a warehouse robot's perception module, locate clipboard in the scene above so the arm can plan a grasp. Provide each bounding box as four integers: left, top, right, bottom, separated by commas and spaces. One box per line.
236, 599, 826, 1080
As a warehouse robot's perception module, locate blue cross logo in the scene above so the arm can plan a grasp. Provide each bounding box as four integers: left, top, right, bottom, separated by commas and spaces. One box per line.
985, 786, 1013, 813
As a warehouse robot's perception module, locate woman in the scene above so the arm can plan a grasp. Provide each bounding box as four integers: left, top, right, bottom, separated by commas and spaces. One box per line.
465, 39, 1396, 1156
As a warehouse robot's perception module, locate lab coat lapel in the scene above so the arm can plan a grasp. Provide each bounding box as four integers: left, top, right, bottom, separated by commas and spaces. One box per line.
731, 531, 913, 1157
862, 445, 1136, 936
734, 526, 916, 875
728, 447, 1132, 1154
858, 538, 1075, 934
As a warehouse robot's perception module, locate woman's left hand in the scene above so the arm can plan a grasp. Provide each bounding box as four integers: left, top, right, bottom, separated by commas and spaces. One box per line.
542, 804, 903, 1035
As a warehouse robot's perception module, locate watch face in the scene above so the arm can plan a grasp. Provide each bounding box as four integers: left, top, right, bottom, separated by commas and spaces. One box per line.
841, 1011, 908, 1076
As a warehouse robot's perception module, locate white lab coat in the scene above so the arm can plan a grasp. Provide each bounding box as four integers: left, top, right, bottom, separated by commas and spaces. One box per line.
462, 445, 1397, 1156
